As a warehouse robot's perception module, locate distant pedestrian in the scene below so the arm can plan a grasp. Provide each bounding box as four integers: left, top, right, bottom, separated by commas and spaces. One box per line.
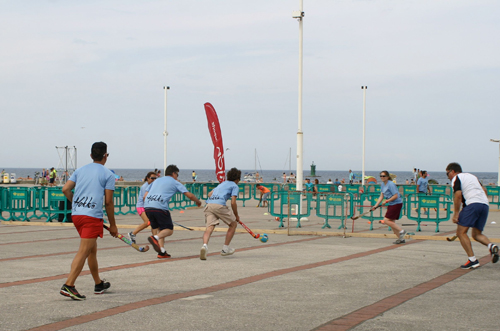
60, 142, 118, 301
446, 162, 499, 269
192, 171, 197, 182
349, 170, 353, 185
372, 171, 406, 244
200, 168, 241, 260
256, 184, 270, 207
49, 167, 57, 186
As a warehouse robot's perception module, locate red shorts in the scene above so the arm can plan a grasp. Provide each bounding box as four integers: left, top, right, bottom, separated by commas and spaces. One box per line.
73, 215, 104, 239
385, 203, 403, 220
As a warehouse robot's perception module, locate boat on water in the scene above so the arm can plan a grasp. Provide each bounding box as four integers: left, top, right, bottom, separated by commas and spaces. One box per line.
243, 172, 257, 182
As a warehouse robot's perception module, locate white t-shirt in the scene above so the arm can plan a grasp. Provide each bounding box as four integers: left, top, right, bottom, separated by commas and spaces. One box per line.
451, 173, 489, 207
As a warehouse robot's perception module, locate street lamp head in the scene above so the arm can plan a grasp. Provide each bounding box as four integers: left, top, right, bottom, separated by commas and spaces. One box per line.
490, 139, 500, 143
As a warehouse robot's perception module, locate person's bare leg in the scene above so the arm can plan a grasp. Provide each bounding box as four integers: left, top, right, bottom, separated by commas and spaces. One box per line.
87, 241, 101, 284
224, 222, 237, 246
457, 225, 474, 257
132, 213, 150, 235
203, 225, 215, 245
65, 238, 97, 286
383, 218, 401, 236
471, 228, 491, 247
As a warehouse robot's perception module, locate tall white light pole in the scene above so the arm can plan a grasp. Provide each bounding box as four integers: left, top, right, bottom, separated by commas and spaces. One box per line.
163, 86, 170, 172
361, 86, 367, 186
293, 2, 305, 191
491, 139, 500, 186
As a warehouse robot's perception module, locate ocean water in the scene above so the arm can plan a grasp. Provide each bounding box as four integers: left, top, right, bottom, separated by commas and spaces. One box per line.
2, 167, 498, 185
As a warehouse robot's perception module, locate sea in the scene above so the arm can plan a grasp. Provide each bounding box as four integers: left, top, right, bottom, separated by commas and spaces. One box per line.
2, 168, 499, 185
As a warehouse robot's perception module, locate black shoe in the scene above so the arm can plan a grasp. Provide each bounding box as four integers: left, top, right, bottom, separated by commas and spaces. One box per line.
94, 279, 111, 294
157, 251, 171, 259
490, 245, 499, 264
461, 259, 480, 269
60, 284, 86, 300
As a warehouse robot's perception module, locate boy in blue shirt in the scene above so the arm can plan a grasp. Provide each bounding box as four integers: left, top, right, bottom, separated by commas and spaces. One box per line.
60, 142, 118, 300
145, 165, 202, 258
200, 168, 241, 260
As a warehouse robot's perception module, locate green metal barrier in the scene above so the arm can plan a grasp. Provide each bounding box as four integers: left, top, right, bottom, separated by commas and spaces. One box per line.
5, 187, 31, 221
406, 193, 452, 232
486, 186, 500, 208
363, 185, 380, 193
269, 191, 312, 228
237, 183, 252, 207
315, 193, 353, 229
125, 186, 139, 214
357, 193, 387, 230
402, 185, 417, 215
0, 187, 9, 221
113, 187, 127, 215
430, 185, 451, 199
45, 187, 72, 222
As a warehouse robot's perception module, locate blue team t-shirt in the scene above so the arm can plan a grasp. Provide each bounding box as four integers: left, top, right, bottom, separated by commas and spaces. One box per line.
136, 182, 151, 208
380, 181, 402, 205
206, 181, 240, 206
417, 177, 428, 193
304, 182, 314, 191
69, 163, 115, 218
144, 176, 188, 210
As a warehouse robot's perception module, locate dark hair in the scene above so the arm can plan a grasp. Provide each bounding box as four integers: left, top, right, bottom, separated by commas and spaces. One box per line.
144, 171, 156, 181
227, 168, 241, 182
256, 183, 261, 187
91, 142, 107, 161
165, 165, 180, 176
380, 170, 392, 180
446, 162, 462, 173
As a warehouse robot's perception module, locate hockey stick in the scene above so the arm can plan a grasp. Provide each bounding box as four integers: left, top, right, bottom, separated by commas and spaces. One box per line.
237, 219, 260, 239
351, 205, 381, 220
446, 235, 458, 242
173, 221, 194, 231
103, 224, 150, 252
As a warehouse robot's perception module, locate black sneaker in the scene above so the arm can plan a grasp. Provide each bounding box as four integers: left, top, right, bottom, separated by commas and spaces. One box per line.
157, 251, 171, 259
490, 245, 499, 263
392, 239, 405, 244
461, 259, 480, 269
60, 284, 86, 300
94, 279, 111, 294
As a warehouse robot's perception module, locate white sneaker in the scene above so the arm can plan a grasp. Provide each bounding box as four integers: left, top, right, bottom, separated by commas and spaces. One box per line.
398, 230, 406, 241
128, 232, 136, 244
221, 247, 235, 256
200, 245, 208, 260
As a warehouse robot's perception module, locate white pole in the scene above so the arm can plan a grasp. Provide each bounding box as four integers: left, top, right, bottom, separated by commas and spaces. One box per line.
293, 1, 304, 192
490, 139, 500, 186
362, 86, 367, 186
163, 86, 170, 172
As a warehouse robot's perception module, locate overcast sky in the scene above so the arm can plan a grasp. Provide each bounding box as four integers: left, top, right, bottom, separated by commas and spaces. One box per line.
1, 0, 499, 173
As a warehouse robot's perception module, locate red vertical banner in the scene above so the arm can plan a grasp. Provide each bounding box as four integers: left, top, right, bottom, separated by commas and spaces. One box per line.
204, 102, 226, 183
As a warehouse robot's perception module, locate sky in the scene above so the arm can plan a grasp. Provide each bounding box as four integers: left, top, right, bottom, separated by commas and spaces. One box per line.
1, 0, 499, 173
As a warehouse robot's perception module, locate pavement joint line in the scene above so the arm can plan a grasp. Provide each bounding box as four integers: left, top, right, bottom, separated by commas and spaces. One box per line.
3, 221, 499, 242
0, 236, 325, 289
312, 254, 492, 331
0, 233, 230, 262
26, 239, 423, 331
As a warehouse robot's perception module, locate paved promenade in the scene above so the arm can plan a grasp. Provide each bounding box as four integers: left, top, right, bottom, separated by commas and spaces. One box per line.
1, 201, 500, 331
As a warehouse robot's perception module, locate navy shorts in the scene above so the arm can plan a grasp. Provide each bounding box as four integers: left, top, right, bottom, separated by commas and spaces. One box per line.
145, 208, 173, 231
458, 203, 489, 231
385, 203, 403, 220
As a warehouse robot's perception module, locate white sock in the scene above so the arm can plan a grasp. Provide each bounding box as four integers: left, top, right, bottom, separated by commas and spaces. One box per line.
469, 256, 477, 262
154, 235, 159, 240
223, 245, 229, 251
488, 243, 493, 250
202, 244, 208, 248
399, 230, 405, 234
160, 247, 166, 253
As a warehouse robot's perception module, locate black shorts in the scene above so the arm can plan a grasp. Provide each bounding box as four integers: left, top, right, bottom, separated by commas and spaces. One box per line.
49, 178, 55, 183
145, 208, 173, 231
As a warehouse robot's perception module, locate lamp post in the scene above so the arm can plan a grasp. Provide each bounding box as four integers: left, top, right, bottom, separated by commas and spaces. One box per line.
292, 2, 305, 192
163, 86, 170, 172
491, 139, 500, 186
361, 86, 367, 186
